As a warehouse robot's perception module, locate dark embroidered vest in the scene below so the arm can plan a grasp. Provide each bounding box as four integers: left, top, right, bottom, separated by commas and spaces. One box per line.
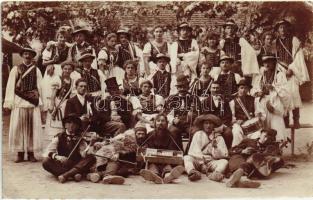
56, 77, 72, 100
177, 39, 192, 54
123, 77, 141, 96
166, 93, 200, 118
150, 42, 168, 63
223, 37, 241, 61
56, 132, 82, 162
217, 72, 237, 101
80, 68, 101, 93
234, 95, 255, 121
191, 78, 212, 97
16, 64, 37, 91
152, 70, 171, 98
276, 37, 293, 65
51, 44, 69, 64
117, 43, 137, 68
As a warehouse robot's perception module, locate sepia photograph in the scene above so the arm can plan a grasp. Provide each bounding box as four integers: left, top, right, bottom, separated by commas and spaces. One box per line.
1, 1, 313, 198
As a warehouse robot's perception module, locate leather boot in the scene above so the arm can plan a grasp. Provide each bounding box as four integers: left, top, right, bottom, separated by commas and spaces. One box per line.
15, 152, 24, 163
284, 115, 290, 128
292, 108, 300, 129
27, 152, 37, 162
58, 168, 80, 183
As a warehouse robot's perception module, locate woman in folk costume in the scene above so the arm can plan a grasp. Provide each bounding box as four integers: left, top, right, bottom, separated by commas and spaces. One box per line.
143, 25, 171, 76
273, 19, 310, 128
97, 33, 125, 87
122, 60, 145, 96
66, 26, 98, 69
251, 55, 291, 142
199, 33, 223, 80
44, 62, 76, 139
170, 22, 200, 82
116, 28, 144, 75
3, 46, 43, 162
42, 28, 71, 77
190, 62, 214, 102
257, 31, 275, 67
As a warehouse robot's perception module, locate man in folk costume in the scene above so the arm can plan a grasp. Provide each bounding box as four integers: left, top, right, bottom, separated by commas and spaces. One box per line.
139, 114, 185, 184
71, 53, 106, 96
116, 28, 144, 75
226, 129, 284, 188
97, 33, 125, 86
274, 19, 310, 128
215, 55, 242, 102
230, 79, 266, 147
66, 26, 97, 69
184, 114, 228, 182
201, 81, 233, 149
170, 22, 200, 81
138, 80, 165, 132
42, 114, 96, 183
147, 53, 172, 98
165, 74, 201, 151
86, 122, 148, 184
220, 19, 241, 63
251, 55, 291, 142
4, 46, 43, 162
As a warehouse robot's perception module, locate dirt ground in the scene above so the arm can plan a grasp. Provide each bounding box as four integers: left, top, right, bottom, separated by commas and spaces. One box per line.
2, 102, 313, 198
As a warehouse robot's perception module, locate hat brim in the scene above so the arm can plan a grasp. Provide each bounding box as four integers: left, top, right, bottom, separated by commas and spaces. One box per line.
218, 58, 234, 65
72, 29, 89, 36
262, 56, 277, 62
177, 26, 192, 31
274, 21, 291, 31
156, 56, 170, 63
78, 55, 95, 62
20, 49, 37, 57
194, 114, 222, 128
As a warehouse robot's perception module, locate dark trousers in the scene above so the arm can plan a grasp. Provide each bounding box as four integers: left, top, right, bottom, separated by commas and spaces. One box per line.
168, 124, 190, 152
42, 155, 96, 177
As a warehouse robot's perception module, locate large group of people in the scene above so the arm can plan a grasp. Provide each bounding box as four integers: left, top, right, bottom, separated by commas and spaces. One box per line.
3, 18, 310, 188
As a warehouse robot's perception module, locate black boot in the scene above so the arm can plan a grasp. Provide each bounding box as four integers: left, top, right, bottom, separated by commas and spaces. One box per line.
27, 152, 37, 162
15, 152, 24, 163
58, 168, 80, 183
292, 108, 300, 129
284, 115, 290, 128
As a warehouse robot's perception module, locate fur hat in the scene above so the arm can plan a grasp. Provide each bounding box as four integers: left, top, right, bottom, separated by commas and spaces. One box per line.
134, 122, 147, 133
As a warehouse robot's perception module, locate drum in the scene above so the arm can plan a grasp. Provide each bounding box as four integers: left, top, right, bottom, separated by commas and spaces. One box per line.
241, 117, 263, 135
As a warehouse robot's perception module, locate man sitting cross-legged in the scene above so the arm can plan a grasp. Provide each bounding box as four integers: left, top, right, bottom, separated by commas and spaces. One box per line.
139, 113, 185, 184
42, 114, 96, 183
226, 129, 284, 188
184, 114, 229, 182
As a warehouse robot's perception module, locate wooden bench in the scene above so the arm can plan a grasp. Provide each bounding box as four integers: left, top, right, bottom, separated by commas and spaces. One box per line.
289, 123, 313, 156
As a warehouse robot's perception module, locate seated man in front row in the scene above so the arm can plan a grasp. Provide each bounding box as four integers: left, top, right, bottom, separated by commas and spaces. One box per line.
139, 113, 185, 184
226, 129, 285, 188
230, 79, 266, 147
42, 114, 96, 183
184, 114, 229, 182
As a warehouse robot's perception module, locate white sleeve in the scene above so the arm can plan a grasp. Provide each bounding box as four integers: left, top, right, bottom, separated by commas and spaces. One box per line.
234, 73, 243, 84
155, 95, 165, 107
254, 97, 266, 121
98, 49, 109, 61
43, 136, 59, 158
97, 70, 106, 96
143, 42, 152, 55
188, 131, 205, 159
229, 100, 236, 120
3, 66, 17, 109
212, 136, 229, 159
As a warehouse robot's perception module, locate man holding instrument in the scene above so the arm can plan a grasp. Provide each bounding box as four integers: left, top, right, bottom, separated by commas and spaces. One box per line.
201, 81, 233, 149
42, 114, 96, 183
4, 46, 43, 163
165, 74, 201, 151
230, 79, 266, 147
184, 114, 228, 182
139, 113, 185, 184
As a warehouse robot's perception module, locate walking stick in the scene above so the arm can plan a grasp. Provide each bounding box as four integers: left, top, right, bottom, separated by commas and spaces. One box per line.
67, 125, 91, 160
